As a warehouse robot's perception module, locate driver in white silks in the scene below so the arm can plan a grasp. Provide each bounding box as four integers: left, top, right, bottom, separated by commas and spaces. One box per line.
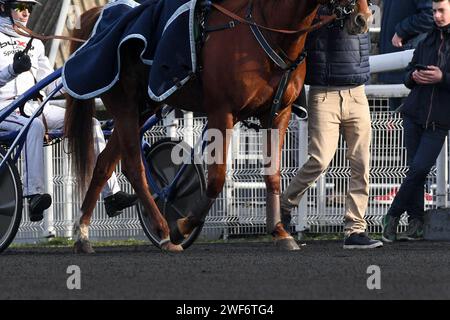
0, 0, 138, 222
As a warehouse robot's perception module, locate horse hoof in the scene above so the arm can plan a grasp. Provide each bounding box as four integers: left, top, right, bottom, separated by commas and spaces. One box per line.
275, 236, 300, 251
169, 218, 189, 245
160, 240, 184, 253
73, 239, 95, 254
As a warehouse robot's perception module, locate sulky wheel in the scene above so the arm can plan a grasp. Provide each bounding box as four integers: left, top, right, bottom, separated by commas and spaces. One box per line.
0, 147, 23, 253
137, 138, 206, 250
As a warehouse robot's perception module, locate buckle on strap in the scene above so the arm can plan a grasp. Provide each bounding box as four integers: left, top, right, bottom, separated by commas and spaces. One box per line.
289, 51, 308, 71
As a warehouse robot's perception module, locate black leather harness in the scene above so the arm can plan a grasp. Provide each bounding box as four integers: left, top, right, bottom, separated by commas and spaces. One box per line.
198, 1, 307, 129
197, 0, 368, 128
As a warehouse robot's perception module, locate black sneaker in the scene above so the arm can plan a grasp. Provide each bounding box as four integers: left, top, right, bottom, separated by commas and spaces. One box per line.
398, 218, 424, 241
28, 194, 52, 222
104, 191, 138, 217
343, 232, 383, 249
381, 214, 400, 243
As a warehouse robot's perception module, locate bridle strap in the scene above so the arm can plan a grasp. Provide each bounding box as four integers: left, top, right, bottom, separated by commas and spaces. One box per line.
13, 22, 86, 43
211, 2, 337, 36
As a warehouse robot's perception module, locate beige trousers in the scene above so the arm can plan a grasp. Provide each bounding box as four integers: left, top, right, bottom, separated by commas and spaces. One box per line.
281, 85, 371, 236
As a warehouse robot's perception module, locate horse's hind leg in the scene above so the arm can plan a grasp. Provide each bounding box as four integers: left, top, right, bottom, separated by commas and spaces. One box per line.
260, 108, 300, 251
172, 112, 234, 243
101, 87, 182, 252
73, 131, 121, 253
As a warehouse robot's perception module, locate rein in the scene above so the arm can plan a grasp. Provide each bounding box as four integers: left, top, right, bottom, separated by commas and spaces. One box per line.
210, 2, 337, 36
13, 22, 86, 43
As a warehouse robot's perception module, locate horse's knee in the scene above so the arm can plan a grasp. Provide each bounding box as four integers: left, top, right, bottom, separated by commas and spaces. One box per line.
91, 155, 114, 184
91, 165, 110, 185
122, 161, 143, 184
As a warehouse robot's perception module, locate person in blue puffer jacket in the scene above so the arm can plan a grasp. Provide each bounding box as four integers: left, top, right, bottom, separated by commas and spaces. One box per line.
281, 7, 383, 250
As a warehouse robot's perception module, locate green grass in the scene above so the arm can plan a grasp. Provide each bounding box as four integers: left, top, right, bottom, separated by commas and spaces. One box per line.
10, 232, 382, 249
10, 238, 148, 249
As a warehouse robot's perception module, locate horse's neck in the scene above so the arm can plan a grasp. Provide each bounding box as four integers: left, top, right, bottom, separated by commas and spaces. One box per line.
257, 0, 316, 27
255, 0, 319, 59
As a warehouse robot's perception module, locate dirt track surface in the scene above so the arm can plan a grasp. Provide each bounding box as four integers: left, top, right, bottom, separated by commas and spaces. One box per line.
1, 241, 449, 300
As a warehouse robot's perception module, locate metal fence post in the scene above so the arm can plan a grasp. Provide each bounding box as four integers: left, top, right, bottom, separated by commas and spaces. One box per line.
184, 111, 194, 147
163, 109, 178, 139
63, 140, 74, 239
43, 146, 55, 238
295, 117, 309, 234
316, 174, 327, 221
222, 127, 237, 241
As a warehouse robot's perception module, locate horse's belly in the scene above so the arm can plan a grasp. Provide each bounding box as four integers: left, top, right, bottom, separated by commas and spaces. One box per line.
164, 78, 204, 113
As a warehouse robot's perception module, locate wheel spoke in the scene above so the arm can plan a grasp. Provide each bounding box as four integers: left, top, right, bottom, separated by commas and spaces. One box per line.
148, 159, 170, 186
166, 202, 185, 219
173, 175, 199, 199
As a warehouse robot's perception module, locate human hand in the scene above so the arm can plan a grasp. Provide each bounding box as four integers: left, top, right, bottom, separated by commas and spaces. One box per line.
412, 66, 443, 84
12, 52, 31, 74
392, 33, 403, 48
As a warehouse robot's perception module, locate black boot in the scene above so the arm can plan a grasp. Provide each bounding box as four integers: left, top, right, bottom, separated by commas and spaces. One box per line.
104, 191, 138, 217
28, 194, 52, 222
398, 218, 424, 241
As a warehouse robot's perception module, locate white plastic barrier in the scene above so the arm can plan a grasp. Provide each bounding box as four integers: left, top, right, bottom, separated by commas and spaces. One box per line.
369, 50, 415, 73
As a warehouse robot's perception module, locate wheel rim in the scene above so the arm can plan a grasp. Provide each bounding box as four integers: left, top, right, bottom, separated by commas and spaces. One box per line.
0, 158, 20, 248
139, 140, 205, 247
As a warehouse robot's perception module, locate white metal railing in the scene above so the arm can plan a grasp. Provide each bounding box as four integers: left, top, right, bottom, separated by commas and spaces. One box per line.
13, 94, 448, 241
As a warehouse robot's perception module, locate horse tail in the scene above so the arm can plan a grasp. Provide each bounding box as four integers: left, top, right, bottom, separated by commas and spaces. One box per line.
64, 6, 103, 191
64, 97, 96, 191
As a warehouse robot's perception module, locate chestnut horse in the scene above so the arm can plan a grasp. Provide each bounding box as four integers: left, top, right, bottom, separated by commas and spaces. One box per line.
64, 0, 372, 253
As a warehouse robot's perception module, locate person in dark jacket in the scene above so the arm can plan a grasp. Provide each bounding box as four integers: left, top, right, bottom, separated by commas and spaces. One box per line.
280, 7, 382, 249
379, 0, 434, 84
382, 0, 450, 242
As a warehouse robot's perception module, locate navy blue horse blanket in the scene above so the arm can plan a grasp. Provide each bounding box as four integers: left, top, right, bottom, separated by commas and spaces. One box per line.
62, 0, 198, 102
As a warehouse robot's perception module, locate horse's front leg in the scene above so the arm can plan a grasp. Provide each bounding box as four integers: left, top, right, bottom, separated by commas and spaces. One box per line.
73, 131, 121, 254
172, 112, 234, 244
260, 107, 301, 251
